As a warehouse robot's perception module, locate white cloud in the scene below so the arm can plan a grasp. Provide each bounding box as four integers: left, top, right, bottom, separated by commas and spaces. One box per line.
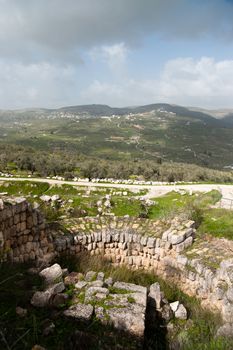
89, 42, 129, 77
0, 61, 76, 108
80, 57, 233, 108
2, 56, 233, 109
0, 0, 233, 63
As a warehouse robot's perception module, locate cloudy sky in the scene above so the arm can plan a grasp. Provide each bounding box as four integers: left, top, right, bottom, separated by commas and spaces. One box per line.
1, 0, 233, 109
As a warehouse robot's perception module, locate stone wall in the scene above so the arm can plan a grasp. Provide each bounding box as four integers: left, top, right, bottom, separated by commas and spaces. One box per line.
58, 218, 233, 324
1, 197, 233, 324
0, 197, 54, 263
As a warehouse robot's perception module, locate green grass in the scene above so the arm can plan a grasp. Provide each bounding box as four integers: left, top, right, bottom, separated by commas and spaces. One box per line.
0, 181, 50, 196
148, 191, 192, 219
112, 197, 141, 217
148, 190, 221, 221
198, 208, 233, 240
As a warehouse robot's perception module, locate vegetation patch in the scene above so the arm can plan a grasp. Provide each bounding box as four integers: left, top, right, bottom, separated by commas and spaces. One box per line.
198, 208, 233, 240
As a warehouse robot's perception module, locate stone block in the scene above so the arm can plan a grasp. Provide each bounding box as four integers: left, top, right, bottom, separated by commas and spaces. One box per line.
147, 237, 155, 248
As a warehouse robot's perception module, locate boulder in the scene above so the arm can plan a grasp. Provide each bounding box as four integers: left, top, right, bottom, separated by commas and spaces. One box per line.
88, 280, 104, 288
74, 281, 87, 290
106, 306, 145, 337
48, 282, 65, 294
97, 272, 105, 281
64, 272, 83, 285
175, 304, 187, 320
104, 200, 111, 208
216, 323, 233, 338
104, 277, 113, 287
85, 271, 96, 282
15, 306, 27, 317
39, 264, 63, 286
160, 304, 173, 322
95, 306, 107, 324
64, 304, 93, 322
113, 281, 147, 295
51, 195, 60, 201
31, 290, 52, 308
170, 232, 186, 245
40, 195, 51, 202
170, 301, 179, 313
85, 287, 109, 302
50, 293, 68, 308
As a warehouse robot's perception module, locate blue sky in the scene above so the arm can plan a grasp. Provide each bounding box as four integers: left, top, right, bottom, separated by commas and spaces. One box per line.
1, 0, 233, 109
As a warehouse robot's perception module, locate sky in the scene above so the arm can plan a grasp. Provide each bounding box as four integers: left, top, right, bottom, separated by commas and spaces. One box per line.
1, 0, 233, 109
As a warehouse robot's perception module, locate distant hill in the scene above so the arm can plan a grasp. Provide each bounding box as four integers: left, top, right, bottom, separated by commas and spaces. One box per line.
1, 102, 233, 169
0, 102, 231, 128
57, 104, 129, 116
55, 103, 219, 124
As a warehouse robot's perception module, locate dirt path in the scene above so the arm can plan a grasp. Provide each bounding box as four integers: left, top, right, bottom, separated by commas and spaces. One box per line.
0, 177, 233, 209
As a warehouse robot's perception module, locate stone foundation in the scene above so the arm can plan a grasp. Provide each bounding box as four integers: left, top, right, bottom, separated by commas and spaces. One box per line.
1, 197, 233, 324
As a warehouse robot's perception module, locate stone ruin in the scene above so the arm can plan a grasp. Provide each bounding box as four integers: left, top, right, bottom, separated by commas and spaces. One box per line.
1, 197, 233, 338
30, 262, 187, 345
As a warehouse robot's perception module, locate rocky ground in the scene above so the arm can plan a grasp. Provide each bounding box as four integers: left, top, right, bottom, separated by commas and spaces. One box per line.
29, 263, 189, 350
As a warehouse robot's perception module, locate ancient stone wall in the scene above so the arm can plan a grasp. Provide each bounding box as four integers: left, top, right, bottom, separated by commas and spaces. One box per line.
57, 218, 233, 324
1, 197, 233, 324
0, 197, 54, 263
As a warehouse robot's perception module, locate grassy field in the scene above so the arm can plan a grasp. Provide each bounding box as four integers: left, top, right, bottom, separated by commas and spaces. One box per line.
198, 208, 233, 240
0, 181, 50, 196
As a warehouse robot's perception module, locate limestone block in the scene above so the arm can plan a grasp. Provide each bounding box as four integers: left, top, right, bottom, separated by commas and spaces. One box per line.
175, 242, 185, 253
97, 231, 102, 241
133, 256, 142, 267
39, 264, 63, 286
177, 255, 188, 266
149, 282, 162, 308
128, 256, 133, 265
64, 304, 93, 322
175, 304, 187, 320
27, 216, 33, 229
20, 221, 27, 232
20, 212, 26, 222
170, 231, 186, 245
184, 236, 193, 249
31, 290, 52, 308
140, 236, 148, 246
156, 238, 161, 248
222, 299, 233, 323
184, 220, 195, 229
16, 223, 21, 233
147, 237, 155, 248
188, 271, 196, 281
165, 242, 172, 251
32, 212, 38, 226
30, 251, 36, 260
161, 230, 170, 241
216, 323, 233, 338
128, 234, 133, 243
